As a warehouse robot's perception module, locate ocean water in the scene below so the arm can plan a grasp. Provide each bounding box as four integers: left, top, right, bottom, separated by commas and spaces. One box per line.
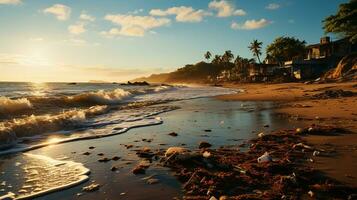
0, 82, 237, 152
0, 82, 238, 199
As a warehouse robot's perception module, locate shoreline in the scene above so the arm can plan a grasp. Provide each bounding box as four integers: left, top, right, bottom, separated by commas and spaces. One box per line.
0, 83, 356, 199
217, 81, 357, 188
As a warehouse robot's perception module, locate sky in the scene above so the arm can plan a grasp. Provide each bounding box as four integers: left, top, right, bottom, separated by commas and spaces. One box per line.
0, 0, 347, 82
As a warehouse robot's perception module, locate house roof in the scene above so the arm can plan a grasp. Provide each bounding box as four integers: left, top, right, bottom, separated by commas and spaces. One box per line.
307, 37, 350, 48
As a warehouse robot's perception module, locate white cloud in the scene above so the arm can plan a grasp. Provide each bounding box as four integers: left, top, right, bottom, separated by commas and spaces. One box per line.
101, 27, 146, 37
150, 6, 212, 23
80, 11, 95, 22
266, 3, 280, 10
208, 0, 246, 17
43, 4, 71, 21
0, 53, 51, 66
288, 19, 295, 23
231, 19, 272, 30
0, 0, 21, 5
68, 22, 86, 35
103, 14, 170, 37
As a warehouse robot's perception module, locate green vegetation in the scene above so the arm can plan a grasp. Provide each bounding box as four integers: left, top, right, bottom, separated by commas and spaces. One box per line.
323, 0, 357, 43
248, 40, 263, 63
133, 2, 355, 84
204, 51, 212, 62
133, 51, 255, 83
266, 37, 306, 66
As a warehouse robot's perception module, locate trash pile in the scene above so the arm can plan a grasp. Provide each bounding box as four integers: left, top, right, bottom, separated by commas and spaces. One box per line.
162, 126, 356, 199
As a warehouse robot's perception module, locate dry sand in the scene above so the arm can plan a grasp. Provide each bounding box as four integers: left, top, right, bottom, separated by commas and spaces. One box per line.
218, 81, 357, 187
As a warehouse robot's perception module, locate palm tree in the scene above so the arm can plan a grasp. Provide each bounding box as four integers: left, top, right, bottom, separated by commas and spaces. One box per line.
234, 55, 243, 66
248, 40, 263, 63
204, 51, 212, 62
212, 55, 222, 65
222, 50, 234, 63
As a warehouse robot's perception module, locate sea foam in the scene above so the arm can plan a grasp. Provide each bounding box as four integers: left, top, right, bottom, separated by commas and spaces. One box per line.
0, 153, 90, 200
0, 106, 109, 149
65, 88, 132, 105
0, 97, 33, 115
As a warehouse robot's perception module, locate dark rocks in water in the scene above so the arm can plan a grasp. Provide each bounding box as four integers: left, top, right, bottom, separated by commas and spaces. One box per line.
112, 156, 121, 161
204, 129, 212, 132
136, 147, 155, 158
121, 81, 150, 86
97, 153, 104, 156
82, 183, 100, 192
199, 141, 212, 149
142, 138, 153, 143
168, 132, 178, 137
98, 157, 111, 162
82, 152, 91, 156
264, 124, 270, 128
111, 166, 118, 171
125, 144, 133, 149
68, 82, 77, 85
89, 146, 95, 149
132, 165, 147, 174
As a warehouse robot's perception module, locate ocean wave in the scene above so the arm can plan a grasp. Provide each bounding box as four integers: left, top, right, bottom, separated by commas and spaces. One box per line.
65, 88, 132, 105
0, 96, 33, 115
0, 105, 108, 149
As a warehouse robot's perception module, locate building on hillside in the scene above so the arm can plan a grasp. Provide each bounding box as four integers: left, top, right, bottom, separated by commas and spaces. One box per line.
306, 37, 356, 59
247, 64, 281, 82
284, 36, 357, 80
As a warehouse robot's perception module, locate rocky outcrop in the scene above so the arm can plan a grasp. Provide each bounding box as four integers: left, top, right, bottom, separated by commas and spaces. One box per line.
323, 53, 357, 81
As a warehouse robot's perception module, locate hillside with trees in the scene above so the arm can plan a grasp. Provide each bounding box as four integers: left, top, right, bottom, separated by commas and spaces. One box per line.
133, 0, 356, 84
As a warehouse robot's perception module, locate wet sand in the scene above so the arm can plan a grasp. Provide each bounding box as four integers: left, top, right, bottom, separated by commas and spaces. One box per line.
218, 81, 357, 187
1, 98, 306, 199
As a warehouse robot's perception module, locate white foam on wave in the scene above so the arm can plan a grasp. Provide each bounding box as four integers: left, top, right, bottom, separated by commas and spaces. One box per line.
0, 153, 90, 200
0, 106, 176, 156
0, 105, 109, 150
66, 88, 132, 105
135, 86, 238, 102
0, 97, 33, 115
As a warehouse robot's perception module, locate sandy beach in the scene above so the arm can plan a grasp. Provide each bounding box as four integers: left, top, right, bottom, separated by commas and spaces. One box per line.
0, 82, 356, 199
218, 81, 357, 187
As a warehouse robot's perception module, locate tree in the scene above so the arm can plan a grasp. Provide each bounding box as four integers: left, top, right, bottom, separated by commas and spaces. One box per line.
266, 36, 306, 66
323, 0, 357, 43
222, 50, 234, 63
211, 55, 222, 65
248, 40, 263, 63
204, 51, 212, 61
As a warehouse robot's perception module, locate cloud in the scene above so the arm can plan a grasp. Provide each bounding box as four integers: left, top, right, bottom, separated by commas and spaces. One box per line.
0, 0, 21, 5
0, 53, 51, 66
80, 11, 95, 22
208, 0, 246, 17
266, 3, 280, 10
101, 27, 145, 37
231, 19, 272, 30
68, 22, 86, 35
103, 14, 170, 37
43, 4, 71, 21
150, 6, 212, 23
288, 19, 295, 24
